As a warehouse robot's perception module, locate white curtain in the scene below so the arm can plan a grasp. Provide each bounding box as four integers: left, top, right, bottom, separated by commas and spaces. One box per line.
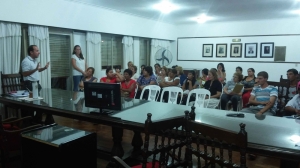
28, 25, 52, 106
86, 32, 101, 80
0, 22, 21, 117
122, 36, 134, 70
150, 39, 171, 67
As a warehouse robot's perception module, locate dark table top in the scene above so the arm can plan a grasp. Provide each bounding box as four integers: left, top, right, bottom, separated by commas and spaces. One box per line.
1, 88, 300, 160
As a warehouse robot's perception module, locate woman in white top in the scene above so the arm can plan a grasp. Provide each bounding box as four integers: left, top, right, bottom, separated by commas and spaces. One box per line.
159, 68, 180, 102
71, 45, 87, 91
130, 65, 140, 81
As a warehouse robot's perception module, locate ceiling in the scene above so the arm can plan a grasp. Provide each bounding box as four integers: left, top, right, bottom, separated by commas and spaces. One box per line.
70, 0, 300, 24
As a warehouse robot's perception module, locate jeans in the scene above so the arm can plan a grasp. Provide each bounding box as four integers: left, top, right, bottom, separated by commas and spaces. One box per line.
73, 75, 83, 91
220, 94, 240, 111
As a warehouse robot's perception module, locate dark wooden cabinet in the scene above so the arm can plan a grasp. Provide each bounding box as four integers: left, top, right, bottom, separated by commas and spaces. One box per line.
21, 124, 97, 168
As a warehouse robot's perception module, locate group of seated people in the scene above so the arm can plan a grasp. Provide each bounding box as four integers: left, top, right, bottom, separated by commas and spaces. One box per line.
78, 61, 300, 116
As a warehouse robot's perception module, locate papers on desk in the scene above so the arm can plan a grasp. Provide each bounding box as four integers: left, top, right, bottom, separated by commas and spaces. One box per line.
9, 91, 29, 97
18, 97, 43, 101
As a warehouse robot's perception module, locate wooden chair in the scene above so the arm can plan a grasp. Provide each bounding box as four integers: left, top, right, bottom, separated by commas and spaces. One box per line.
0, 115, 41, 167
1, 72, 23, 118
186, 121, 247, 168
1, 72, 23, 94
113, 112, 188, 168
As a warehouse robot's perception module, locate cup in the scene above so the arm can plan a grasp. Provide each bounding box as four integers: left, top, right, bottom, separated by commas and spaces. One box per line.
29, 92, 33, 98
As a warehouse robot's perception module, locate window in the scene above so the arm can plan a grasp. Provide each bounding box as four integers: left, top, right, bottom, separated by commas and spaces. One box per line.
101, 34, 123, 69
49, 34, 71, 90
139, 38, 150, 66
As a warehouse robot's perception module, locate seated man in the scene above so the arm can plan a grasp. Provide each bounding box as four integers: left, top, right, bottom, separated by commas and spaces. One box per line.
240, 71, 278, 115
279, 69, 298, 104
284, 81, 300, 116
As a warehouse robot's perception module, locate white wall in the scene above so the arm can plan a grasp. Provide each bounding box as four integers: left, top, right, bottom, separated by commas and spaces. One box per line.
0, 0, 177, 40
173, 18, 300, 81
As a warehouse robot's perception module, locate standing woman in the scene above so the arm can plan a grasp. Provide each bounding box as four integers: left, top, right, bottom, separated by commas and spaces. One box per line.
241, 68, 256, 108
217, 63, 226, 84
71, 45, 87, 91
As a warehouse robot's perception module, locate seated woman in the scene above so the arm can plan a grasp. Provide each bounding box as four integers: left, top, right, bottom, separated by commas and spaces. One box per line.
79, 67, 97, 91
241, 68, 256, 108
199, 68, 209, 88
156, 66, 168, 84
181, 71, 199, 105
135, 66, 157, 99
121, 69, 136, 98
159, 68, 180, 102
220, 72, 244, 111
217, 63, 226, 85
100, 67, 124, 83
154, 63, 161, 77
130, 66, 140, 81
203, 69, 223, 108
176, 66, 186, 86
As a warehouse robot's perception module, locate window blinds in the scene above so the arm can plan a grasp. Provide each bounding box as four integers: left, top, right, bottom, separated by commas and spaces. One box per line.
101, 34, 123, 69
139, 38, 150, 66
49, 34, 71, 78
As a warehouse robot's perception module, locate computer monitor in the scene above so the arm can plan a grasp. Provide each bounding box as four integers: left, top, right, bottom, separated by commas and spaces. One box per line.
84, 82, 121, 114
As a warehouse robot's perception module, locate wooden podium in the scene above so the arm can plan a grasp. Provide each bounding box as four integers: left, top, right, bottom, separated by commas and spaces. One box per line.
21, 124, 97, 168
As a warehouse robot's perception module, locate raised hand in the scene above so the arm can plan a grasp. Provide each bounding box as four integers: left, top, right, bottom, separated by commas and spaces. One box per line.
36, 63, 40, 70
44, 62, 50, 69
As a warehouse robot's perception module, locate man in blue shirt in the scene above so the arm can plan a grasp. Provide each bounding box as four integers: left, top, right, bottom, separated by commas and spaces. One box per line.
241, 71, 278, 115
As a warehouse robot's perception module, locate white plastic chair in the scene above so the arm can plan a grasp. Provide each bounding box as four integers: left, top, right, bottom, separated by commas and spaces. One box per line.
133, 84, 138, 99
186, 89, 210, 108
159, 86, 183, 104
140, 85, 161, 101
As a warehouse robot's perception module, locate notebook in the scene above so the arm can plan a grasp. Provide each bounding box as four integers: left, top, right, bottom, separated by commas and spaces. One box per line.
232, 84, 244, 93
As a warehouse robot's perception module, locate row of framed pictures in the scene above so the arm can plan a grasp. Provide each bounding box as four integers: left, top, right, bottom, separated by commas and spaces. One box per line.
202, 42, 274, 58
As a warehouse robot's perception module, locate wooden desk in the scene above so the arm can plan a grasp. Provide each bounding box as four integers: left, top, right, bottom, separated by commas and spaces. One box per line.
1, 89, 300, 167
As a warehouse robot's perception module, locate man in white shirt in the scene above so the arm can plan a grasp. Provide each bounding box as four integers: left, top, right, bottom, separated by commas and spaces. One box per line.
21, 45, 49, 91
284, 81, 300, 116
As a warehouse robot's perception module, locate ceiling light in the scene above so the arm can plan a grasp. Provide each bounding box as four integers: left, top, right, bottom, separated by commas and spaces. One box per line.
195, 14, 212, 23
291, 9, 300, 15
190, 14, 213, 24
153, 1, 179, 14
290, 135, 300, 142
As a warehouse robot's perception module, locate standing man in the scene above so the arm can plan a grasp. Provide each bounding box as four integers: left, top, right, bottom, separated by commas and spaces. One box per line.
21, 45, 49, 91
240, 71, 278, 115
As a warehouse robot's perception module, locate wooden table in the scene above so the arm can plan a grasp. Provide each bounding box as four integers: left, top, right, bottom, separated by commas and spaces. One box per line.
1, 88, 300, 168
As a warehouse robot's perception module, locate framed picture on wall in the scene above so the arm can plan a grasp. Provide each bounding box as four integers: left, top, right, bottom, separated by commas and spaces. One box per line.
230, 43, 242, 57
216, 44, 227, 57
260, 42, 274, 58
202, 44, 213, 57
245, 43, 257, 58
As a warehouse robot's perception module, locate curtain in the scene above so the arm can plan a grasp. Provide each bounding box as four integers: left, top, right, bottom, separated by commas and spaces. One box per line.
86, 32, 101, 80
28, 25, 52, 106
122, 36, 134, 70
150, 39, 171, 67
0, 22, 21, 117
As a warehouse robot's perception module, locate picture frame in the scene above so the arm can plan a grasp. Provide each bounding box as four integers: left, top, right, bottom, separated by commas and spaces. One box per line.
260, 42, 274, 58
216, 43, 227, 57
230, 43, 242, 58
202, 44, 213, 57
244, 43, 257, 58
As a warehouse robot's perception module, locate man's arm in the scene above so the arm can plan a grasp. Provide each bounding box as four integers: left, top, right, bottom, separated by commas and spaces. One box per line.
22, 62, 39, 77
248, 95, 267, 105
38, 62, 50, 72
257, 96, 277, 114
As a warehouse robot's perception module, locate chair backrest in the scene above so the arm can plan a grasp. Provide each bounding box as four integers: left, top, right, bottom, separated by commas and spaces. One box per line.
1, 72, 23, 94
186, 89, 210, 108
141, 113, 188, 168
159, 86, 183, 104
267, 80, 290, 116
140, 85, 161, 101
186, 120, 247, 168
